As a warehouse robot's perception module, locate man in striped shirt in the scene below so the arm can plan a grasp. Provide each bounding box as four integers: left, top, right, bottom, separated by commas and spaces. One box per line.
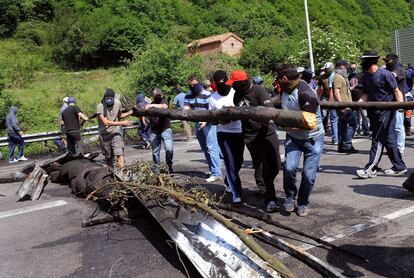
184, 74, 222, 182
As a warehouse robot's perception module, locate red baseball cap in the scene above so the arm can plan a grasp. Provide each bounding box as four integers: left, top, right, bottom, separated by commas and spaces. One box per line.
225, 70, 249, 85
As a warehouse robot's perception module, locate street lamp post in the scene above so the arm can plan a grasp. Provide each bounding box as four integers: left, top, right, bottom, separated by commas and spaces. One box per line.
304, 0, 315, 73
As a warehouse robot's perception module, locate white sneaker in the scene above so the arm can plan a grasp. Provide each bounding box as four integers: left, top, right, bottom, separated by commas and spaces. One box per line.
297, 205, 309, 217
17, 156, 28, 161
205, 175, 222, 183
233, 197, 242, 204
283, 197, 295, 212
204, 171, 212, 175
266, 201, 278, 212
384, 168, 407, 176
9, 158, 18, 164
356, 169, 377, 179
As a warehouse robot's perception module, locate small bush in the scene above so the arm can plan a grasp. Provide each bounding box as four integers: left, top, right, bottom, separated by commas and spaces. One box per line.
14, 21, 50, 46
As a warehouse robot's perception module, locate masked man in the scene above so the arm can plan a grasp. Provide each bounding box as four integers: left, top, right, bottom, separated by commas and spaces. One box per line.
356, 51, 407, 178
184, 74, 222, 182
333, 60, 358, 153
97, 88, 133, 173
274, 64, 324, 217
209, 70, 244, 204
146, 88, 174, 174
229, 70, 281, 212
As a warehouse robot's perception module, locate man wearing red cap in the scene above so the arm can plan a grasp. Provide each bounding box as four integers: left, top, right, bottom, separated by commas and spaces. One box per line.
228, 70, 281, 212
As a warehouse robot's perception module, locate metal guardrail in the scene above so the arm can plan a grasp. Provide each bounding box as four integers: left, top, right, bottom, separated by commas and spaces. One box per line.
0, 120, 182, 148
0, 125, 139, 147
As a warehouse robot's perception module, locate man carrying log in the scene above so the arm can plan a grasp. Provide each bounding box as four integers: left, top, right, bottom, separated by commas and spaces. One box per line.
356, 51, 407, 178
146, 88, 174, 174
274, 64, 325, 217
210, 70, 244, 204
229, 70, 281, 212
61, 97, 89, 156
184, 74, 222, 183
97, 89, 133, 175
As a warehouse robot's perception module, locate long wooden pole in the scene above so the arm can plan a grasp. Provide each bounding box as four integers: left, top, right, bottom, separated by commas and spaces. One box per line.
271, 98, 414, 110
132, 106, 317, 130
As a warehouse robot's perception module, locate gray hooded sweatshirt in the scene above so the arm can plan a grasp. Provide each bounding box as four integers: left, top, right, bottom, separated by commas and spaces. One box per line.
6, 106, 20, 135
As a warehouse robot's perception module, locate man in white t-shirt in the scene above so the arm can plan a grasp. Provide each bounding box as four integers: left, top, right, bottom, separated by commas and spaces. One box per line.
209, 70, 245, 204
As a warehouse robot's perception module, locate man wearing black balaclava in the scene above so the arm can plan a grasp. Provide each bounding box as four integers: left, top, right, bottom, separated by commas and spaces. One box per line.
228, 70, 281, 212
184, 74, 222, 182
384, 53, 410, 155
209, 70, 244, 204
97, 88, 133, 177
274, 63, 324, 217
146, 88, 174, 174
356, 51, 407, 179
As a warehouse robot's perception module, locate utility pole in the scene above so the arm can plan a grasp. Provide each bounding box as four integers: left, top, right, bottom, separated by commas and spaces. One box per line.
304, 0, 315, 73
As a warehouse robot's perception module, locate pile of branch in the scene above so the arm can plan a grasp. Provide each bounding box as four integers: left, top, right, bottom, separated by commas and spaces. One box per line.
87, 163, 295, 278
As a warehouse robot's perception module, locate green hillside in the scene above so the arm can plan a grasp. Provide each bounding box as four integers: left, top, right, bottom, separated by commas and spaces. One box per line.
1, 0, 414, 137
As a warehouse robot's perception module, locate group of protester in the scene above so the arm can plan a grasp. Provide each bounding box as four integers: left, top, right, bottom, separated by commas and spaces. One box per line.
5, 50, 413, 217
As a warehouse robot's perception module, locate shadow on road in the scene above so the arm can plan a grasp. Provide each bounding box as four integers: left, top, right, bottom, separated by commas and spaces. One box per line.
326, 243, 414, 278
349, 184, 414, 200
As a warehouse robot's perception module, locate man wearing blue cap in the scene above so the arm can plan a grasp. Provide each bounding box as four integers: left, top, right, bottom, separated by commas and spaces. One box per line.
62, 97, 89, 156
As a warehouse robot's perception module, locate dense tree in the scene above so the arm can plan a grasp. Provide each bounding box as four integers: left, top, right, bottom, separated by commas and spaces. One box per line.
2, 0, 414, 76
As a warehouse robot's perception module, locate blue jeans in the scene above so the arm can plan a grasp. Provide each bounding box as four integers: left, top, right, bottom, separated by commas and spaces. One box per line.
329, 109, 338, 143
395, 111, 405, 154
195, 123, 222, 176
138, 119, 151, 143
356, 109, 370, 135
150, 128, 174, 171
8, 133, 25, 161
338, 109, 358, 150
218, 132, 244, 201
283, 133, 324, 206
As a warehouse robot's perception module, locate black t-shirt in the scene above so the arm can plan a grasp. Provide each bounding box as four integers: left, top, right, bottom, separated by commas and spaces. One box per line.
62, 105, 82, 131
149, 98, 171, 134
235, 84, 275, 142
392, 66, 410, 93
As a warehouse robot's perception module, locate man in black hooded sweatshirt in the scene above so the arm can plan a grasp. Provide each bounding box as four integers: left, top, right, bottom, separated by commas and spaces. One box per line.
227, 70, 281, 212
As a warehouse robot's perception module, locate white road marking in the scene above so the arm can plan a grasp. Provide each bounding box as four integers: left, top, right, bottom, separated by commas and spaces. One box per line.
277, 205, 414, 258
0, 200, 68, 220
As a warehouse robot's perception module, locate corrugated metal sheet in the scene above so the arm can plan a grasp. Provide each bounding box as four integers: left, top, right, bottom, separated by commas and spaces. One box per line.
393, 27, 414, 65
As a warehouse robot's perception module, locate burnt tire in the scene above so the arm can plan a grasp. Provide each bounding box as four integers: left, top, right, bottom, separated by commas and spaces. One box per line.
68, 166, 104, 197
42, 162, 61, 174
85, 168, 114, 198
49, 170, 61, 183
67, 163, 100, 181
59, 159, 91, 183
70, 176, 87, 197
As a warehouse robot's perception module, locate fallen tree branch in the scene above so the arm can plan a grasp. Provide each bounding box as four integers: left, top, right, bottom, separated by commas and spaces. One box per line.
90, 182, 296, 278
227, 214, 347, 278
217, 204, 369, 263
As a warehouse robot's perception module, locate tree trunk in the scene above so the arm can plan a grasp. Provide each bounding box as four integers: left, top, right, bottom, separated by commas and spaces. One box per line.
272, 98, 414, 110
132, 106, 316, 130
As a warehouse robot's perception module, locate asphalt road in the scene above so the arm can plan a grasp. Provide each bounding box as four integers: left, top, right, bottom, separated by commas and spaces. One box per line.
0, 132, 413, 278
